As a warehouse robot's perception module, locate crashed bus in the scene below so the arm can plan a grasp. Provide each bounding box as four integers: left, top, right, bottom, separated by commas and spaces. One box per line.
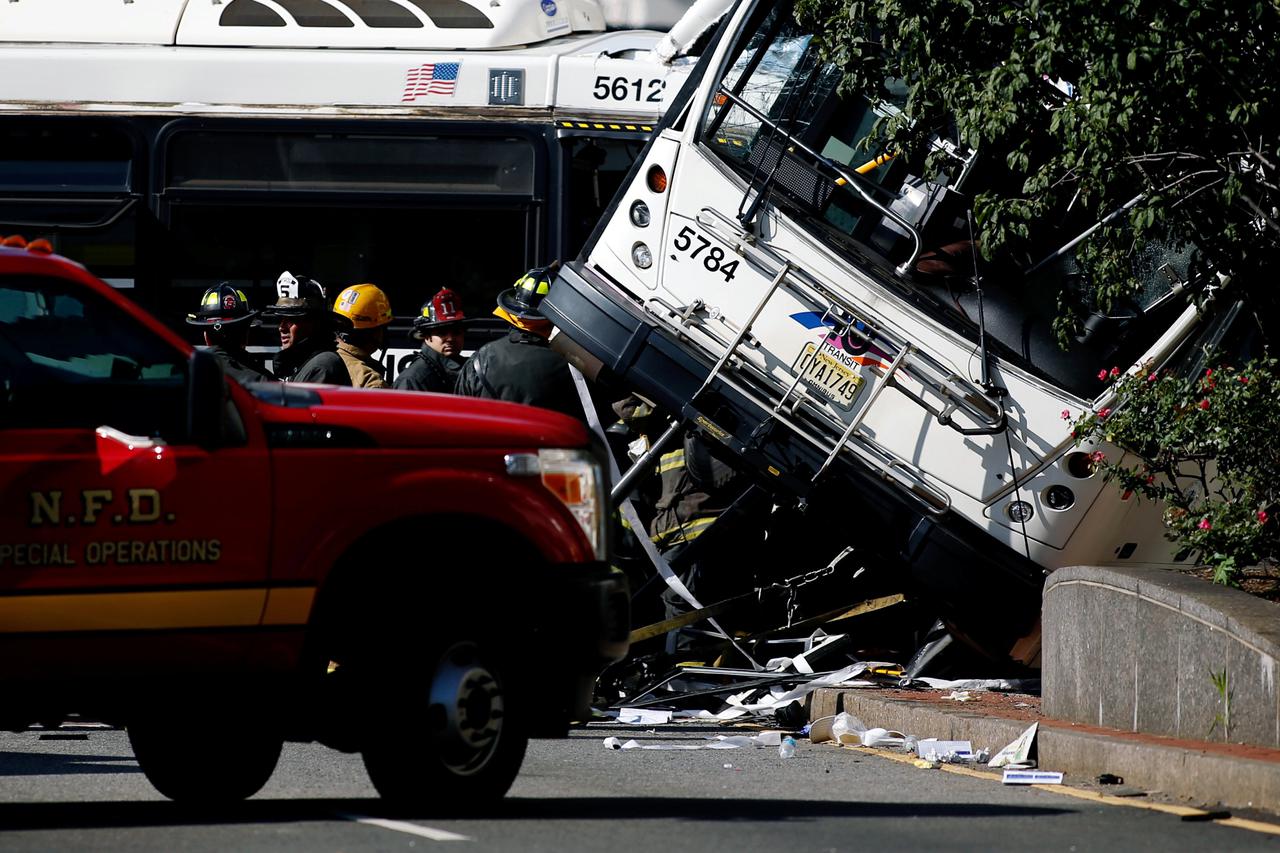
0, 0, 698, 379
544, 0, 1249, 663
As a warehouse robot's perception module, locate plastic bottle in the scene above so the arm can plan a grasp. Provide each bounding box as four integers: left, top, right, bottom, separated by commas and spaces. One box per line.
778, 736, 797, 759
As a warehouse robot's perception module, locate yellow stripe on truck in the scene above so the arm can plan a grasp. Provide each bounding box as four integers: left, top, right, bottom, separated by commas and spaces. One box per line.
0, 586, 316, 633
262, 586, 317, 625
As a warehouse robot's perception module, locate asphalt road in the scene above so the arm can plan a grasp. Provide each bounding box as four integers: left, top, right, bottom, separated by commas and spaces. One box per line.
0, 722, 1274, 851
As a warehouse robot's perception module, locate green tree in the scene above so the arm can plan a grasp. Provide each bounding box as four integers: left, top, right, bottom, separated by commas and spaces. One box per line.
792, 0, 1279, 336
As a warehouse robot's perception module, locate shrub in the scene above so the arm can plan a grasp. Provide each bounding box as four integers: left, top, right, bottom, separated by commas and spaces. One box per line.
1073, 359, 1279, 583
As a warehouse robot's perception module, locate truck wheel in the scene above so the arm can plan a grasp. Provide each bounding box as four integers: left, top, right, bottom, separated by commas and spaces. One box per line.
362, 639, 527, 807
128, 718, 283, 803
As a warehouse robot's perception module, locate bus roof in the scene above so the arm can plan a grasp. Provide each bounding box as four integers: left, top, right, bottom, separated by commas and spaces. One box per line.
0, 0, 693, 50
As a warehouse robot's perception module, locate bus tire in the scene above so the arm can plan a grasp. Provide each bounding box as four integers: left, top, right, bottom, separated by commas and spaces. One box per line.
129, 716, 283, 803
362, 638, 527, 808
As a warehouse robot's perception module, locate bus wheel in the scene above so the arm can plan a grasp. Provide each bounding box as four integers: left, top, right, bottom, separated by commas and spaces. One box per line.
129, 716, 283, 803
362, 639, 527, 807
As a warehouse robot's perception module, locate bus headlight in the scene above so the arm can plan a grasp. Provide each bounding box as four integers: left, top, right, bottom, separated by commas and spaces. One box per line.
506, 449, 608, 560
632, 242, 653, 269
630, 200, 651, 227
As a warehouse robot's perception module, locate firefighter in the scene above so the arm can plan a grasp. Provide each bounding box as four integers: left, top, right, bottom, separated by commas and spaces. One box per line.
260, 271, 351, 385
652, 431, 766, 650
185, 283, 273, 385
394, 287, 467, 393
454, 264, 582, 419
332, 283, 394, 389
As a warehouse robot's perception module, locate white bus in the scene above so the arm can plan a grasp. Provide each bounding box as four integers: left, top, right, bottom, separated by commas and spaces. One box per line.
543, 0, 1254, 662
0, 0, 700, 376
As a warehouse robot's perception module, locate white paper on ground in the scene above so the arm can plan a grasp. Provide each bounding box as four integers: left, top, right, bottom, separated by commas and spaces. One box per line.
917, 677, 1033, 691
916, 739, 973, 760
603, 731, 785, 751
859, 727, 907, 748
988, 722, 1038, 768
1002, 769, 1063, 785
617, 708, 674, 725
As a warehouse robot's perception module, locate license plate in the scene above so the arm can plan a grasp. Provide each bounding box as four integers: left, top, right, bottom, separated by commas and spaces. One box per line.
792, 341, 864, 410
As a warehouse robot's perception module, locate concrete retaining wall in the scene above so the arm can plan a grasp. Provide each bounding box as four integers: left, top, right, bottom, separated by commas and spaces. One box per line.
1043, 565, 1280, 748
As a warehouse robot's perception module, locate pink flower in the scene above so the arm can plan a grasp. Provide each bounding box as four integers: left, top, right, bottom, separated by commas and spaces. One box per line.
1198, 518, 1212, 530
1258, 510, 1269, 525
1109, 367, 1120, 378
1097, 369, 1109, 381
1240, 376, 1250, 384
1205, 369, 1213, 378
1199, 398, 1211, 410
1098, 407, 1112, 418
1061, 409, 1071, 420
1147, 373, 1158, 383
1089, 450, 1106, 464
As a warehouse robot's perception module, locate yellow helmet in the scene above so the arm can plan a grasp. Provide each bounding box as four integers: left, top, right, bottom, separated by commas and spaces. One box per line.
333, 283, 393, 329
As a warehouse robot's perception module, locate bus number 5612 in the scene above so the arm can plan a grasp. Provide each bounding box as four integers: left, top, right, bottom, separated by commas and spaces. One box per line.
592, 75, 664, 103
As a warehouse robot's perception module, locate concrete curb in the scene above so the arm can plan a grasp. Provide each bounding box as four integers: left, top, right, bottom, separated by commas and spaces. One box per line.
1043, 565, 1280, 749
810, 689, 1280, 814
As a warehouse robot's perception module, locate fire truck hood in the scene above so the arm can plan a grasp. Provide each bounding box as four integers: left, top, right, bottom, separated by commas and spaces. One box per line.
250, 383, 591, 450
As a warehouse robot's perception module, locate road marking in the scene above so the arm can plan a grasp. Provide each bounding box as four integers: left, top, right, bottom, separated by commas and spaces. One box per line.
337, 813, 472, 842
844, 745, 1280, 836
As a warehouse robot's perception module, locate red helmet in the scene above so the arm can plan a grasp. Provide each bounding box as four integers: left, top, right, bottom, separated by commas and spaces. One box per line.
412, 288, 467, 339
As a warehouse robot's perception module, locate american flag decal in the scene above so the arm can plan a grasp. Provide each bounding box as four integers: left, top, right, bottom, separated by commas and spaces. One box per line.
402, 62, 460, 101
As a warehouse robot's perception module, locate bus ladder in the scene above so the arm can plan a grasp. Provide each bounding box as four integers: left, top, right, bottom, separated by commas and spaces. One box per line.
653, 207, 1006, 517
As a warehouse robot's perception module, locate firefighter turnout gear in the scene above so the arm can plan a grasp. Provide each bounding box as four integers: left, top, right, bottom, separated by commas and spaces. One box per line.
261, 271, 351, 385
333, 284, 393, 330
332, 283, 392, 389
337, 340, 389, 389
456, 265, 581, 419
394, 344, 463, 393
186, 283, 271, 385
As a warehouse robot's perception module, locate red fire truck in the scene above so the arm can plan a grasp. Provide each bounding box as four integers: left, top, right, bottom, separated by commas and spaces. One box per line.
0, 238, 627, 804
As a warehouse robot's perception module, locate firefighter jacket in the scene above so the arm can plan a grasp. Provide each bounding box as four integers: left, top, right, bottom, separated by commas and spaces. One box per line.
454, 330, 582, 419
337, 340, 389, 389
209, 344, 272, 386
393, 344, 463, 393
274, 336, 351, 386
649, 432, 740, 549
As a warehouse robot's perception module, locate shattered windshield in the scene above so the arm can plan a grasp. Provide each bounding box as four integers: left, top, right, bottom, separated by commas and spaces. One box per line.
700, 0, 1193, 399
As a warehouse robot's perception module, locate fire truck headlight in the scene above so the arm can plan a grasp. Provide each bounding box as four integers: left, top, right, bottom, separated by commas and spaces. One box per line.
506, 449, 608, 560
630, 200, 651, 228
631, 242, 653, 269
1006, 500, 1034, 523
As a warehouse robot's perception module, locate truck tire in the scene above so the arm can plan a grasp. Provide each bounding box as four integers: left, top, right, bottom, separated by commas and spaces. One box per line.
362, 639, 527, 807
128, 717, 283, 803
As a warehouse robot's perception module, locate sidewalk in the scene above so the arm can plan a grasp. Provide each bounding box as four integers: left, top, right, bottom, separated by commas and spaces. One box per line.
810, 687, 1280, 814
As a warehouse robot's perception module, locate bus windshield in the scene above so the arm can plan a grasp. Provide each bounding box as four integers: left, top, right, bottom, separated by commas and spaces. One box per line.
699, 0, 1197, 398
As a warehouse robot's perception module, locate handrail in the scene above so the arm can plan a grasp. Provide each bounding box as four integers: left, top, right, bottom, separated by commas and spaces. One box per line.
713, 86, 923, 277
696, 207, 1005, 434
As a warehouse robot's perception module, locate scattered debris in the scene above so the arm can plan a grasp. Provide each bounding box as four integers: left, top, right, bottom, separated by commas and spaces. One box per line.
778, 736, 798, 759
946, 690, 973, 702
1097, 773, 1124, 785
913, 759, 942, 770
1002, 769, 1063, 785
1181, 811, 1232, 822
916, 739, 974, 762
603, 732, 784, 751
989, 722, 1038, 769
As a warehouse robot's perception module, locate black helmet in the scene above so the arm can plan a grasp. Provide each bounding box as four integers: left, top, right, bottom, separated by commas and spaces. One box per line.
495, 262, 559, 321
259, 271, 331, 321
186, 283, 257, 330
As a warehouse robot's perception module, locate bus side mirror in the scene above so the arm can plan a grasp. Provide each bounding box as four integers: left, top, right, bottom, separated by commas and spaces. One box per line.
187, 348, 226, 448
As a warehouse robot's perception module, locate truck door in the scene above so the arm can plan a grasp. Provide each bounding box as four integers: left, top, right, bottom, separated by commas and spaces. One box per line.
0, 268, 272, 641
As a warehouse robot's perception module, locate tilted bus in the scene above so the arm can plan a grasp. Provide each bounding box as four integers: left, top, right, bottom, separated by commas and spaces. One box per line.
542, 0, 1252, 663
